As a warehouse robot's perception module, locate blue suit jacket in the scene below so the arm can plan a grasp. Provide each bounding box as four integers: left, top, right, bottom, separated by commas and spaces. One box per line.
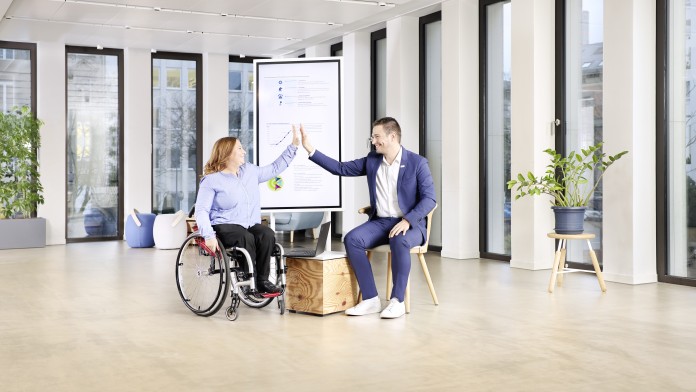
309, 147, 437, 242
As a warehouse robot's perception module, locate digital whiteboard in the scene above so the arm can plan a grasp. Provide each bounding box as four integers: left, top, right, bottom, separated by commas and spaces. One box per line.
255, 58, 342, 210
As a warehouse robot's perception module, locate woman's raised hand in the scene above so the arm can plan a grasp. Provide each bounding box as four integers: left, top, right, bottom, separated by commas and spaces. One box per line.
291, 124, 300, 147
299, 124, 314, 154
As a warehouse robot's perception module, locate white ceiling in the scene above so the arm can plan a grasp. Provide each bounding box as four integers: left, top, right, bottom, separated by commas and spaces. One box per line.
0, 0, 441, 57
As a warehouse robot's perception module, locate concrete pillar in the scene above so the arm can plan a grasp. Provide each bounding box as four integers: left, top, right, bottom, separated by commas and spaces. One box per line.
602, 0, 657, 284
440, 0, 480, 259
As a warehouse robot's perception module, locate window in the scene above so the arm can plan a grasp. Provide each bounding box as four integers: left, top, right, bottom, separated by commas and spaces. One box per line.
152, 67, 160, 88
166, 68, 180, 88
0, 41, 35, 113
420, 12, 442, 249
229, 71, 242, 91
152, 53, 202, 215
66, 46, 124, 241
371, 29, 387, 122
481, 1, 512, 259
229, 55, 266, 163
556, 0, 604, 268
658, 0, 696, 284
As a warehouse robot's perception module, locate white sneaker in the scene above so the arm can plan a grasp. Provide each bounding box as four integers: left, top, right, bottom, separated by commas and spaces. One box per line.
345, 296, 381, 316
380, 298, 405, 319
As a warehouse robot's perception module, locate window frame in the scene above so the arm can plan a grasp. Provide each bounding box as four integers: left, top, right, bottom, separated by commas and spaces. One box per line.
64, 45, 125, 242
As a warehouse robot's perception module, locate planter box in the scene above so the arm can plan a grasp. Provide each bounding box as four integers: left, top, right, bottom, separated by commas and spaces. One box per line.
0, 218, 46, 249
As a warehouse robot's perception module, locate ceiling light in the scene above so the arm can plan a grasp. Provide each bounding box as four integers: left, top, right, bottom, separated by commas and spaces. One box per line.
220, 13, 228, 16
239, 54, 246, 58
378, 1, 387, 6
327, 21, 335, 25
124, 25, 131, 29
9, 16, 300, 41
151, 49, 157, 53
153, 7, 161, 11
96, 44, 103, 50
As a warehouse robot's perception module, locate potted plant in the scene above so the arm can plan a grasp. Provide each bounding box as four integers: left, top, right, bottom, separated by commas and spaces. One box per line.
507, 142, 628, 234
0, 106, 46, 249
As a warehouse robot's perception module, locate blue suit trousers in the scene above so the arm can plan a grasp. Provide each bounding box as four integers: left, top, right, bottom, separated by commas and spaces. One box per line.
344, 217, 425, 302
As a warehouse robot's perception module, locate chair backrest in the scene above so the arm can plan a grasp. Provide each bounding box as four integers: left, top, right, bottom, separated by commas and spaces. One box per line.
419, 204, 438, 253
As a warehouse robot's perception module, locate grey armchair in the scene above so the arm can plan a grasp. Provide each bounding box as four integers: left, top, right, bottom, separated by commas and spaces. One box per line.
273, 212, 325, 242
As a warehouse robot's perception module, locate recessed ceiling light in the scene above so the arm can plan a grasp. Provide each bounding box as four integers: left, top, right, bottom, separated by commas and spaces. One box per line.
240, 54, 246, 58
328, 21, 335, 25
220, 13, 228, 16
153, 7, 161, 11
186, 30, 193, 33
124, 25, 131, 29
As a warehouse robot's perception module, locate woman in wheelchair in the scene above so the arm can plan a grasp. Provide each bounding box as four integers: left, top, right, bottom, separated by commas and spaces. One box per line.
194, 126, 300, 294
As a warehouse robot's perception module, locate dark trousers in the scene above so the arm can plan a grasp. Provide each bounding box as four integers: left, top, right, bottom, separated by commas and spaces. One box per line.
343, 217, 424, 302
212, 223, 275, 282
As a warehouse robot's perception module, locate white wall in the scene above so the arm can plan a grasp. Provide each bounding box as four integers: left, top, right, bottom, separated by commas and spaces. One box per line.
602, 0, 657, 284
341, 32, 371, 237
440, 0, 480, 260
124, 48, 152, 216
37, 41, 67, 245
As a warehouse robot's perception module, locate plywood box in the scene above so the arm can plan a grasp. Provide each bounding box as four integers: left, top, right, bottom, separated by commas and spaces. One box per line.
286, 254, 358, 315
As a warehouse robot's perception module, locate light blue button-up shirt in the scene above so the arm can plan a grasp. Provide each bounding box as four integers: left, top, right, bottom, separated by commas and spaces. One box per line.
195, 144, 298, 239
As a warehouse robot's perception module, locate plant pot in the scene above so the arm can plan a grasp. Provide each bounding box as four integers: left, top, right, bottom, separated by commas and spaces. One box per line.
551, 206, 586, 235
0, 218, 46, 249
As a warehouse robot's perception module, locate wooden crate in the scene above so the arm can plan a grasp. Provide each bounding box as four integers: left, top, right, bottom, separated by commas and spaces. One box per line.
286, 255, 358, 315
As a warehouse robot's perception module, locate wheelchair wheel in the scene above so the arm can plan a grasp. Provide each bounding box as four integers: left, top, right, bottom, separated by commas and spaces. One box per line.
176, 234, 230, 316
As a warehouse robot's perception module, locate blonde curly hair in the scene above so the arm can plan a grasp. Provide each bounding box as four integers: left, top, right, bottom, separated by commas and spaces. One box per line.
203, 137, 239, 175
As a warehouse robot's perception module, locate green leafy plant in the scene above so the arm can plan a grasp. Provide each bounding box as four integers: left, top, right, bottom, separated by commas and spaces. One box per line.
507, 142, 628, 207
0, 106, 45, 218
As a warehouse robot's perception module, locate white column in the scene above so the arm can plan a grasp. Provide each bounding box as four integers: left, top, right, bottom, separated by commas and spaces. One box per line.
341, 32, 371, 238
385, 16, 419, 152
202, 53, 229, 166
306, 44, 331, 58
440, 0, 479, 259
124, 48, 152, 215
37, 41, 66, 245
509, 0, 556, 270
602, 0, 657, 284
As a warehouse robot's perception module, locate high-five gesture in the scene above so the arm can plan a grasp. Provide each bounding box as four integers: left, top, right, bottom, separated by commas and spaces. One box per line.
291, 124, 300, 147
299, 124, 314, 154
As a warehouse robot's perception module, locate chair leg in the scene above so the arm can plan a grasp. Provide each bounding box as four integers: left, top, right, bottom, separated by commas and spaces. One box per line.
587, 239, 607, 292
405, 277, 411, 313
418, 253, 439, 305
548, 240, 564, 293
290, 231, 294, 243
557, 246, 567, 286
386, 253, 393, 299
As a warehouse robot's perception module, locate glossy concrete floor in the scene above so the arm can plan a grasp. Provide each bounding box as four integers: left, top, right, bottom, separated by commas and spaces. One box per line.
1, 239, 695, 391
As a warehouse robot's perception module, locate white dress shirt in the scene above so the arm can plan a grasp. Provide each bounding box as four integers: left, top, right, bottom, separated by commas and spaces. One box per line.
375, 147, 404, 218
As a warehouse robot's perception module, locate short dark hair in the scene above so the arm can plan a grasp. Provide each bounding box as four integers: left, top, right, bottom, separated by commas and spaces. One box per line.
372, 117, 401, 142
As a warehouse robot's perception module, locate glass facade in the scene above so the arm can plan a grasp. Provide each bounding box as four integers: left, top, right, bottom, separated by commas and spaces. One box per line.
0, 47, 32, 112
563, 0, 604, 265
152, 56, 199, 215
66, 50, 122, 239
228, 61, 256, 162
485, 1, 512, 255
668, 0, 696, 278
372, 29, 387, 122
423, 16, 443, 248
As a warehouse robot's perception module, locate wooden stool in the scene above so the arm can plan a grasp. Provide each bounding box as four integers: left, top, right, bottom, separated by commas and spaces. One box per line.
547, 233, 607, 293
285, 253, 358, 315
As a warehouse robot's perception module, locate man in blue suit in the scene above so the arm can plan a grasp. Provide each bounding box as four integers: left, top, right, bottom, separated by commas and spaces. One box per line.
300, 117, 436, 318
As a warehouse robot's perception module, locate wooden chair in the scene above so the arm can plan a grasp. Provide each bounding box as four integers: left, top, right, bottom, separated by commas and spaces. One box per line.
358, 205, 439, 313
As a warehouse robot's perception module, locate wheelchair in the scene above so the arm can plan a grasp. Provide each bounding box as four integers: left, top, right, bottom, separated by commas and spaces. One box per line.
175, 231, 287, 321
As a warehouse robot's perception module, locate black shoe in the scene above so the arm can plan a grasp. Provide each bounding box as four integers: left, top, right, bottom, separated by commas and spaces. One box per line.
257, 280, 281, 294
